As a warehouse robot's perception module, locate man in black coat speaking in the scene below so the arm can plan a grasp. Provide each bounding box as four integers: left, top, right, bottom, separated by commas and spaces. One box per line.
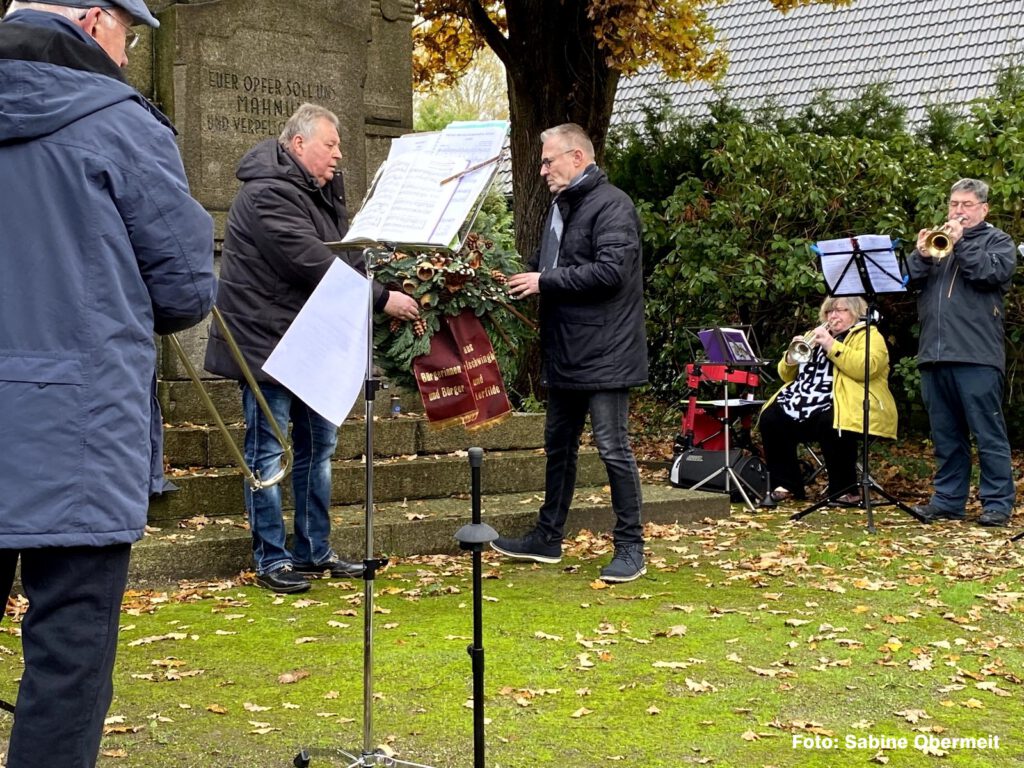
205, 103, 418, 593
492, 123, 648, 583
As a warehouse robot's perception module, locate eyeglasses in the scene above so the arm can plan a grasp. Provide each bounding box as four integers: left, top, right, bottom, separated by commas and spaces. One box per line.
540, 149, 576, 169
948, 200, 981, 210
826, 307, 851, 314
103, 8, 140, 50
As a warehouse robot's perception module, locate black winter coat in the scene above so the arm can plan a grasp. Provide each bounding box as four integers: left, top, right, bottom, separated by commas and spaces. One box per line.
204, 139, 387, 382
906, 221, 1017, 373
531, 167, 648, 389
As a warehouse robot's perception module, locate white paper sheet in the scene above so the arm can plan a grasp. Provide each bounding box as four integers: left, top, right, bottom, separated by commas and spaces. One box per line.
817, 235, 906, 296
262, 260, 370, 427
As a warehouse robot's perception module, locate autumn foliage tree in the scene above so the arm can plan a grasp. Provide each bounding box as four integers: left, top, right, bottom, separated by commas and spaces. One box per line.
413, 0, 850, 261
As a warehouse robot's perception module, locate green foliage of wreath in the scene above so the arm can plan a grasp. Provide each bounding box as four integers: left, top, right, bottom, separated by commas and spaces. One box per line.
372, 197, 531, 390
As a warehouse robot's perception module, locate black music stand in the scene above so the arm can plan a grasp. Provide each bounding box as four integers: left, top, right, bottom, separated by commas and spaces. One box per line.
454, 448, 497, 768
790, 236, 926, 532
295, 245, 435, 768
687, 331, 766, 512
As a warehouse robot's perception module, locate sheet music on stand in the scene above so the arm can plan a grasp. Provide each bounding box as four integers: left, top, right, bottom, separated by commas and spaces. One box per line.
815, 234, 905, 296
340, 120, 509, 251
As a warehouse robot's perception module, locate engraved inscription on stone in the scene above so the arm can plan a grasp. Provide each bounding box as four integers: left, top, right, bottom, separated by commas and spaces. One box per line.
203, 68, 337, 138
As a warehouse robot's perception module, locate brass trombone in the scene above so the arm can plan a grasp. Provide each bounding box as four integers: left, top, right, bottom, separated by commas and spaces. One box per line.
168, 307, 293, 491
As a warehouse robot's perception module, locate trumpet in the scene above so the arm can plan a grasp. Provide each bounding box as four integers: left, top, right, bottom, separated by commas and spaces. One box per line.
786, 321, 832, 365
922, 215, 967, 260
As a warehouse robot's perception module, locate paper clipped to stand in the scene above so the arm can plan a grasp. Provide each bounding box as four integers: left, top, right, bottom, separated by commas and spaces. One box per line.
342, 120, 509, 249
262, 260, 370, 427
816, 235, 905, 296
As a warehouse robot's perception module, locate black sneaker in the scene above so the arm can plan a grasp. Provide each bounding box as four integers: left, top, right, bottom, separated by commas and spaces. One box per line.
912, 504, 965, 523
256, 564, 311, 594
599, 543, 646, 583
490, 529, 562, 564
978, 509, 1011, 527
293, 556, 363, 579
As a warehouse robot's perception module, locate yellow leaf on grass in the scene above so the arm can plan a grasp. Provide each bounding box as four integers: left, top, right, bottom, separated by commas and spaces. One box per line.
570, 707, 593, 718
206, 704, 228, 714
894, 708, 930, 723
685, 678, 717, 693
534, 631, 563, 641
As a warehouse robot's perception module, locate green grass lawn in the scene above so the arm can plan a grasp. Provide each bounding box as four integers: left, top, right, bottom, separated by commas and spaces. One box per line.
0, 506, 1022, 768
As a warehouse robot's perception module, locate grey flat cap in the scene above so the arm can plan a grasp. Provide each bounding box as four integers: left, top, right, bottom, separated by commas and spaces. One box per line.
43, 0, 160, 28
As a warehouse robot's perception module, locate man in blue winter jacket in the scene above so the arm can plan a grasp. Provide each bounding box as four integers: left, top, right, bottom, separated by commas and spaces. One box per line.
0, 2, 215, 765
907, 178, 1016, 527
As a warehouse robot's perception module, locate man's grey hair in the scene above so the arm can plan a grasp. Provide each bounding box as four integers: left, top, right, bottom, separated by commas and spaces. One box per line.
279, 103, 340, 148
540, 123, 595, 159
950, 178, 989, 203
6, 1, 83, 20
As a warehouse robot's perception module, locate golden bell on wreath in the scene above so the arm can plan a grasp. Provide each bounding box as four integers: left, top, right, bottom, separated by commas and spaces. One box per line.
402, 278, 418, 294
419, 292, 438, 308
416, 262, 435, 281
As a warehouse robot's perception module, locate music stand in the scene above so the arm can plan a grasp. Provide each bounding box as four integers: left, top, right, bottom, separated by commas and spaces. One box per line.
297, 122, 508, 767
687, 328, 766, 511
790, 235, 927, 532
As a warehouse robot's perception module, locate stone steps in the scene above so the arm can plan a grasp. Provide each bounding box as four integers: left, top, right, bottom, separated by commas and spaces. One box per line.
142, 380, 735, 587
162, 411, 547, 468
132, 483, 730, 585
149, 447, 608, 523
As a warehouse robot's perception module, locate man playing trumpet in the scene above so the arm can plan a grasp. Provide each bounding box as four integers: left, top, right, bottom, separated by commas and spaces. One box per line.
906, 178, 1017, 526
758, 296, 897, 505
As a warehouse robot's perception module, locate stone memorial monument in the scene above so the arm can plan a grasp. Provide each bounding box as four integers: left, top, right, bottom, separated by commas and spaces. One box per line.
127, 0, 413, 421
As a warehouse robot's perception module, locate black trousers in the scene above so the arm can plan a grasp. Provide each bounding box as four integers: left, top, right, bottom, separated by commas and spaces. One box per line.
536, 388, 644, 546
759, 402, 859, 498
0, 544, 131, 768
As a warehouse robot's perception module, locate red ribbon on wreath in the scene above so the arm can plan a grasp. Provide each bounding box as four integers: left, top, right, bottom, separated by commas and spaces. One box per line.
412, 310, 512, 430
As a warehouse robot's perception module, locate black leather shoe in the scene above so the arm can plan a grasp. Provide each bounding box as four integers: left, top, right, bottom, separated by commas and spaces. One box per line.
978, 510, 1011, 527
256, 565, 311, 594
912, 504, 965, 523
293, 556, 363, 579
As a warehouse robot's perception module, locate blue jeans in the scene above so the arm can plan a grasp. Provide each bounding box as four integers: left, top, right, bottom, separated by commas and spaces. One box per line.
242, 382, 338, 574
536, 388, 644, 546
920, 363, 1015, 514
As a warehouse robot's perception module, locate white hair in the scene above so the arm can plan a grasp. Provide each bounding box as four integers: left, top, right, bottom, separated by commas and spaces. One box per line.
5, 2, 121, 31
279, 103, 340, 148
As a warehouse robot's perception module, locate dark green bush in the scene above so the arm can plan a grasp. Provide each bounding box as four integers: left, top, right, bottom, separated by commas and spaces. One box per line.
608, 73, 1024, 438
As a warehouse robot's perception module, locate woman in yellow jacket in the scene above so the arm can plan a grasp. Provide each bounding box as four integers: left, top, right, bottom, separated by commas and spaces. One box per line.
758, 295, 897, 505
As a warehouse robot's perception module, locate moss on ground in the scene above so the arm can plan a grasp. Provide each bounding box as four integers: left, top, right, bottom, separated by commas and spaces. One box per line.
0, 508, 1021, 768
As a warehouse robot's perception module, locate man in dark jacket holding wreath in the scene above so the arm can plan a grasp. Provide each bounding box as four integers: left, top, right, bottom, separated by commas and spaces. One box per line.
205, 103, 418, 593
492, 123, 648, 583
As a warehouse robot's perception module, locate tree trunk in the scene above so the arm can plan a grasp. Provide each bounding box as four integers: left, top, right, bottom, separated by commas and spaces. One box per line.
502, 0, 619, 261
497, 1, 619, 398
